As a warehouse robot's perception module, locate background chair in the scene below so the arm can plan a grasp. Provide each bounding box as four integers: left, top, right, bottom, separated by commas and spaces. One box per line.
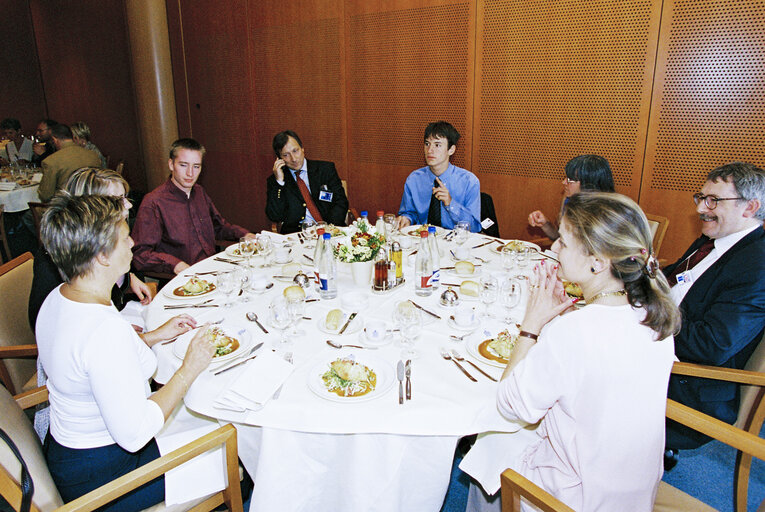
0, 385, 243, 512
499, 361, 765, 512
480, 192, 500, 238
114, 160, 124, 176
646, 213, 670, 257
270, 179, 356, 233
0, 252, 37, 396
26, 202, 48, 245
0, 205, 11, 263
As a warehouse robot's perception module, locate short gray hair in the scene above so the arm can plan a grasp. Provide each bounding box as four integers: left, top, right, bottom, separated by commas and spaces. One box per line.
707, 162, 765, 220
41, 193, 125, 282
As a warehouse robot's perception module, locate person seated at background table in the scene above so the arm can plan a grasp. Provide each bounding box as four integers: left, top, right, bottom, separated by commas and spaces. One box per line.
265, 129, 349, 234
37, 123, 102, 202
71, 121, 107, 169
527, 154, 615, 241
0, 117, 33, 165
29, 167, 152, 333
461, 192, 680, 511
31, 118, 57, 166
395, 121, 481, 232
37, 193, 216, 509
662, 162, 765, 469
132, 138, 255, 275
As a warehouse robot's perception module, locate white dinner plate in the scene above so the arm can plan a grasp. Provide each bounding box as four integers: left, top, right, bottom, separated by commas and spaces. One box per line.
224, 244, 253, 258
172, 323, 252, 364
307, 354, 395, 403
401, 225, 448, 238
162, 277, 219, 300
317, 313, 363, 336
466, 332, 516, 368
494, 240, 542, 253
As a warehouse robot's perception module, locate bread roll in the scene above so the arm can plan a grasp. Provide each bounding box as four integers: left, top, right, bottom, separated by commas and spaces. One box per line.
326, 309, 344, 330
460, 280, 480, 297
454, 260, 475, 275
283, 285, 306, 301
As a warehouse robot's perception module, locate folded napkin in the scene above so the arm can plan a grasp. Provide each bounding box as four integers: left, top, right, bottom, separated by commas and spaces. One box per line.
259, 230, 289, 242
31, 172, 43, 183
119, 300, 148, 332
459, 428, 539, 495
155, 404, 226, 506
0, 182, 18, 191
214, 350, 294, 412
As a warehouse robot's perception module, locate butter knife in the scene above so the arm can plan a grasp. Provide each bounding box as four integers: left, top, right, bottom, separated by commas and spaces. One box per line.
405, 359, 412, 400
213, 342, 264, 375
338, 312, 358, 334
408, 300, 441, 320
397, 360, 405, 405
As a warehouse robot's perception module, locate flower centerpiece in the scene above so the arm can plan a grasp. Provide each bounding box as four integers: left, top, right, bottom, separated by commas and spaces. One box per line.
333, 220, 386, 285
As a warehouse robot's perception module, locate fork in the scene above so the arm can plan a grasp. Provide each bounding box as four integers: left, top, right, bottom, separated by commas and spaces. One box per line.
439, 348, 476, 382
160, 318, 224, 345
450, 350, 497, 382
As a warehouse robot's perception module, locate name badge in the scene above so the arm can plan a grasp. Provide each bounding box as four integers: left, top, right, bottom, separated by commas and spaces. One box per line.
481, 218, 495, 230
319, 190, 333, 202
676, 271, 694, 286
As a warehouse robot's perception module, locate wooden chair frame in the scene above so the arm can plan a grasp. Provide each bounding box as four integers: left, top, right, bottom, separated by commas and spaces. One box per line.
645, 213, 670, 257
0, 251, 36, 395
26, 202, 48, 244
500, 362, 765, 512
0, 387, 243, 512
0, 205, 11, 263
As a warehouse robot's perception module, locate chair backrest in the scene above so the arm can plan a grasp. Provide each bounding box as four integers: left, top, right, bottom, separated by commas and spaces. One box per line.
645, 213, 669, 256
26, 203, 48, 244
736, 330, 765, 429
0, 205, 11, 263
0, 386, 63, 512
480, 192, 500, 238
0, 253, 37, 395
341, 179, 358, 226
115, 161, 124, 176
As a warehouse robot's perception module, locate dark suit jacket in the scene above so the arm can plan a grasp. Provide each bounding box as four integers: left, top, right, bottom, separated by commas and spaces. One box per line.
265, 160, 349, 234
664, 227, 765, 448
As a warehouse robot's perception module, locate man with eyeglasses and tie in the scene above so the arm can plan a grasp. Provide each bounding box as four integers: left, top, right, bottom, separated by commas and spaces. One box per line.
663, 161, 765, 469
394, 121, 481, 232
266, 130, 349, 234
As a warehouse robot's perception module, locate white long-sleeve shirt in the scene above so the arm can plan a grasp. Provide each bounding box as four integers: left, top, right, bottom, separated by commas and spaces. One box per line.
37, 285, 164, 452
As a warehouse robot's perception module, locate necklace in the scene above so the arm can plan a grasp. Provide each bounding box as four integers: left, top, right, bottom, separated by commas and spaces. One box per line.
587, 289, 627, 304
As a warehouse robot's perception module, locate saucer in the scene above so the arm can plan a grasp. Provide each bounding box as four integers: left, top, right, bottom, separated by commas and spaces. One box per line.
447, 315, 480, 332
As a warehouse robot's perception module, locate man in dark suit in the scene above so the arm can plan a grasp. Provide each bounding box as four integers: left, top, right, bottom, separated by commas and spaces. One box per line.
663, 162, 765, 465
265, 130, 348, 234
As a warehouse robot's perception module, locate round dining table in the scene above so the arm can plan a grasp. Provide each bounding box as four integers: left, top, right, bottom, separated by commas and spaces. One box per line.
147, 229, 538, 512
0, 183, 39, 212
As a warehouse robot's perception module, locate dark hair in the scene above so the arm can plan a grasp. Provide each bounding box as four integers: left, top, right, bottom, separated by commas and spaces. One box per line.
50, 123, 73, 140
39, 119, 58, 129
564, 155, 615, 192
707, 162, 765, 220
0, 118, 21, 131
424, 121, 460, 149
272, 130, 303, 157
562, 192, 680, 340
169, 138, 206, 160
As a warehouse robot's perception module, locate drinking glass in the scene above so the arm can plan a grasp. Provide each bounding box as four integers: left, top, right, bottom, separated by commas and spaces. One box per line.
269, 296, 292, 344
501, 246, 517, 273
238, 266, 253, 302
256, 236, 273, 266
301, 218, 317, 248
383, 213, 396, 237
501, 278, 523, 325
216, 270, 237, 308
394, 301, 422, 359
239, 237, 256, 266
479, 275, 499, 319
515, 246, 530, 272
454, 221, 470, 246
286, 294, 306, 336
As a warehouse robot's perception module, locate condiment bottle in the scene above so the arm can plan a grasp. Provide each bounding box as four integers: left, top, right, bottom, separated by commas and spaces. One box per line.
318, 233, 337, 299
415, 231, 433, 296
391, 240, 403, 284
375, 210, 385, 236
374, 245, 388, 291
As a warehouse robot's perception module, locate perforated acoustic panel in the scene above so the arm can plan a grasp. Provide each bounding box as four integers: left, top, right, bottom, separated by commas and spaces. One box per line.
347, 3, 471, 168
477, 0, 660, 189
251, 19, 344, 163
648, 0, 765, 192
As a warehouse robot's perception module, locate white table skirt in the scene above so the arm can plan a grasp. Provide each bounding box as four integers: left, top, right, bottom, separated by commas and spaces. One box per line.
0, 184, 38, 212
148, 230, 532, 511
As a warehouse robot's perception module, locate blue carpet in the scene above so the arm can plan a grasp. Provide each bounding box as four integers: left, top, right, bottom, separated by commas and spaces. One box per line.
441, 450, 469, 512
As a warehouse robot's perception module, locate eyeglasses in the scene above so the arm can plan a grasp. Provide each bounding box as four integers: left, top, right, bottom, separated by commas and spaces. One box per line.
692, 193, 745, 210
563, 177, 579, 184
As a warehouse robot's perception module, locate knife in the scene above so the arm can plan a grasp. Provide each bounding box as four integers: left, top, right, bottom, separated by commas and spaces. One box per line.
405, 360, 412, 400
471, 240, 494, 249
408, 300, 441, 320
397, 360, 405, 404
164, 303, 219, 309
338, 312, 358, 334
213, 342, 264, 375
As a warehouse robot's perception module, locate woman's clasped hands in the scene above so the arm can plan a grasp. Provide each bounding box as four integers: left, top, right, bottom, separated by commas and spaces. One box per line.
522, 261, 576, 335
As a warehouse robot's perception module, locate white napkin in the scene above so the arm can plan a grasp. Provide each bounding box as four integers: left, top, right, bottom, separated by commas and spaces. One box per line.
155, 404, 227, 506
259, 230, 288, 242
0, 182, 17, 191
214, 351, 294, 411
119, 300, 148, 332
32, 172, 43, 183
459, 428, 539, 495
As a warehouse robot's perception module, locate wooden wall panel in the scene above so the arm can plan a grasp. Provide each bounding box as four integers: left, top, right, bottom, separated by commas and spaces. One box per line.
0, 1, 46, 137
475, 0, 661, 241
640, 0, 765, 261
28, 0, 145, 191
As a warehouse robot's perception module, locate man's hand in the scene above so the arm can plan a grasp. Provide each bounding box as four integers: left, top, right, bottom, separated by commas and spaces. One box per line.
174, 261, 190, 274
528, 210, 549, 227
432, 177, 452, 206
394, 215, 412, 230
33, 143, 45, 156
129, 273, 153, 304
273, 158, 286, 182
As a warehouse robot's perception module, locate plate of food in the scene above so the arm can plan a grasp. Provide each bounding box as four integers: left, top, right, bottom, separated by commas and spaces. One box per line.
467, 329, 520, 368
172, 324, 252, 364
224, 244, 256, 258
317, 309, 363, 335
163, 276, 218, 299
325, 224, 346, 237
307, 355, 395, 403
401, 224, 447, 238
494, 240, 542, 253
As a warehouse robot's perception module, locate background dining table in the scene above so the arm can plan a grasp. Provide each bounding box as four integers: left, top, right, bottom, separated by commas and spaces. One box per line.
0, 182, 39, 212
146, 228, 539, 512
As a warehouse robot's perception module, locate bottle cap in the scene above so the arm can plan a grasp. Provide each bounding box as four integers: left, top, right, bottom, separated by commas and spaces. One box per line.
316, 228, 325, 235
428, 226, 436, 233
377, 210, 384, 216
323, 233, 331, 240
420, 231, 428, 238
361, 210, 368, 217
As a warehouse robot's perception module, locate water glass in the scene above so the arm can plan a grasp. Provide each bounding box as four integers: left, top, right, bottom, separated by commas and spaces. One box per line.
516, 246, 530, 272
301, 218, 317, 248
479, 275, 499, 319
269, 296, 292, 344
256, 236, 273, 266
394, 301, 422, 359
454, 221, 470, 246
501, 278, 523, 325
216, 270, 237, 308
286, 295, 306, 336
501, 246, 517, 273
383, 213, 396, 237
239, 237, 256, 265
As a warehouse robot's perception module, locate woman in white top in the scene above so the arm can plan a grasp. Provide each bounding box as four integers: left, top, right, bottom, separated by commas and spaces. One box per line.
37, 194, 215, 510
462, 192, 681, 511
1, 117, 34, 164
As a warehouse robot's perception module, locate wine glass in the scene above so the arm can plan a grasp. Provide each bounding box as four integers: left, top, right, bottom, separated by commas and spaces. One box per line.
238, 266, 254, 303
256, 235, 273, 266
301, 218, 317, 248
269, 296, 292, 345
394, 301, 422, 359
501, 246, 517, 274
454, 221, 470, 246
479, 275, 499, 319
239, 237, 256, 266
216, 270, 237, 308
383, 213, 396, 237
515, 246, 530, 273
501, 278, 523, 325
286, 294, 306, 336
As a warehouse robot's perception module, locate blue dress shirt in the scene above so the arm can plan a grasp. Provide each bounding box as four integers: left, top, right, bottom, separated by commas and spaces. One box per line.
398, 163, 481, 232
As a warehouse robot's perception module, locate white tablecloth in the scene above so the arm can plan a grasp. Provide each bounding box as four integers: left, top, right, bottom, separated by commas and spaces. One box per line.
147, 230, 531, 512
0, 184, 38, 212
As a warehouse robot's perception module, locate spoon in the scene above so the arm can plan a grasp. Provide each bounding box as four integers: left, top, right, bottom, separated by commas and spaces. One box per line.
326, 339, 365, 349
246, 312, 269, 334
449, 333, 467, 342
450, 349, 497, 382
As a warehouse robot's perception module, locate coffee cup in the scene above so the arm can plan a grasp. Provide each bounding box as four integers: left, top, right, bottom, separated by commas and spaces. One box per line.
250, 273, 268, 292
364, 319, 387, 343
273, 242, 292, 263
453, 306, 476, 328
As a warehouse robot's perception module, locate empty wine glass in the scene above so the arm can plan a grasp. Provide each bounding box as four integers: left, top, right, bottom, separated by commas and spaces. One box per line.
501, 278, 523, 325
216, 270, 237, 308
301, 218, 317, 248
239, 266, 253, 303
256, 235, 273, 266
239, 237, 256, 266
269, 296, 292, 345
501, 246, 517, 274
454, 221, 470, 246
286, 294, 306, 336
394, 301, 422, 359
479, 275, 499, 319
515, 246, 530, 272
383, 213, 396, 237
